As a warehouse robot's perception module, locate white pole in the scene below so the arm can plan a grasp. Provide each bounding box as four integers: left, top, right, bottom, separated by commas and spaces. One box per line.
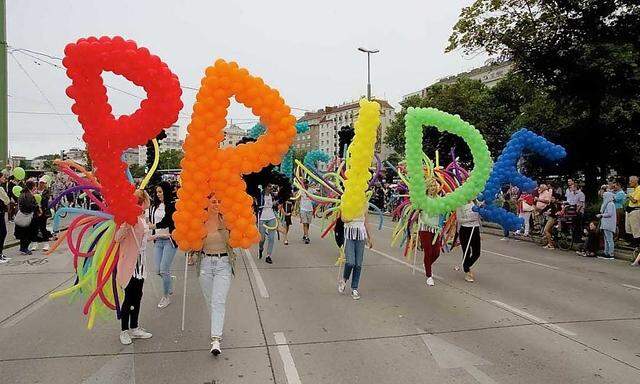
412, 236, 418, 275
460, 226, 476, 271
181, 253, 188, 331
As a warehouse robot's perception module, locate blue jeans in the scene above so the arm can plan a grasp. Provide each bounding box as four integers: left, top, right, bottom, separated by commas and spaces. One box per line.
259, 219, 276, 256
199, 256, 232, 338
603, 229, 614, 257
154, 238, 177, 295
343, 239, 365, 289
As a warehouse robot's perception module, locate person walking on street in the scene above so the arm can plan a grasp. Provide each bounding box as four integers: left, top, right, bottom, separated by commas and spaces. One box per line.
0, 173, 10, 263
258, 184, 277, 264
456, 201, 482, 282
197, 196, 234, 356
597, 191, 616, 260
338, 207, 372, 300
14, 180, 37, 255
299, 186, 314, 244
625, 176, 640, 257
115, 189, 153, 345
418, 180, 442, 286
150, 181, 177, 309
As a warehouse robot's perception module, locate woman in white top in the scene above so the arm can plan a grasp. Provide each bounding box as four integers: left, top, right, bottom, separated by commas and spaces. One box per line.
198, 195, 234, 356
258, 184, 277, 264
338, 207, 373, 300
456, 201, 482, 282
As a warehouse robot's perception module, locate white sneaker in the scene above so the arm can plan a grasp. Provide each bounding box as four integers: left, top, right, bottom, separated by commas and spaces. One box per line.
157, 296, 171, 309
29, 243, 38, 251
351, 289, 360, 300
43, 243, 50, 252
0, 255, 9, 263
500, 237, 509, 241
337, 280, 346, 293
129, 327, 152, 339
426, 276, 435, 286
210, 338, 221, 356
119, 330, 132, 345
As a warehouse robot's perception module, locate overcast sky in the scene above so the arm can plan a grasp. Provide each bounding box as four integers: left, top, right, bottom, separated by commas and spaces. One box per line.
7, 0, 486, 158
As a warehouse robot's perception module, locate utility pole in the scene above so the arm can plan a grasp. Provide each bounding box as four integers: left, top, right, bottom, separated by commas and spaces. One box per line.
357, 47, 379, 100
0, 0, 7, 168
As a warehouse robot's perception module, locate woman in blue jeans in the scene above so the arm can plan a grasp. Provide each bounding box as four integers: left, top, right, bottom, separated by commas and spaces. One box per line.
338, 211, 372, 300
149, 181, 177, 309
198, 196, 234, 356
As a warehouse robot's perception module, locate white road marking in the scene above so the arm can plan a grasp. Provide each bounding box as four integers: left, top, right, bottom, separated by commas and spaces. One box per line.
274, 332, 302, 384
420, 333, 497, 384
243, 249, 270, 299
81, 346, 135, 384
367, 247, 442, 280
483, 249, 560, 270
622, 283, 640, 291
490, 300, 576, 337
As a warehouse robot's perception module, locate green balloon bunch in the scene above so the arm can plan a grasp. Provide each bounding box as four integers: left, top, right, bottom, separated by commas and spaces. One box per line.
341, 99, 381, 220
404, 107, 492, 215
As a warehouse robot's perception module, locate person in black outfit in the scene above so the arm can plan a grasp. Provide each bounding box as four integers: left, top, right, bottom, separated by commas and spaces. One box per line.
15, 180, 37, 255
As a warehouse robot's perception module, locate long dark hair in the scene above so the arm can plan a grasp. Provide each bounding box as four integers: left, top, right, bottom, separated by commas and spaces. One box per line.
153, 181, 175, 208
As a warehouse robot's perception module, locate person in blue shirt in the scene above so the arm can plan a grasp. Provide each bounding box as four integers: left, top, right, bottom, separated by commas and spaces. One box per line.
611, 180, 627, 240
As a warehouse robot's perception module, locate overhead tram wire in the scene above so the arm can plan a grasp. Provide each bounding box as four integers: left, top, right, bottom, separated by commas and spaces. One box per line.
9, 52, 81, 141
7, 45, 313, 114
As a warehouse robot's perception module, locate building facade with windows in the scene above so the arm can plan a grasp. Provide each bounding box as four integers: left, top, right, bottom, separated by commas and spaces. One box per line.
294, 111, 323, 152
221, 124, 248, 148
402, 60, 514, 101
317, 99, 395, 159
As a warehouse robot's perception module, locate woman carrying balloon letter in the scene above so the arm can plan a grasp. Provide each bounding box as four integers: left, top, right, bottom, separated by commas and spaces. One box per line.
418, 179, 442, 287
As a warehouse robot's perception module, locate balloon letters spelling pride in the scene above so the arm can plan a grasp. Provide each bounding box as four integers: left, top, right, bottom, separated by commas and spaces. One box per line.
475, 128, 566, 231
63, 36, 183, 224
405, 108, 492, 215
341, 99, 380, 221
174, 60, 296, 250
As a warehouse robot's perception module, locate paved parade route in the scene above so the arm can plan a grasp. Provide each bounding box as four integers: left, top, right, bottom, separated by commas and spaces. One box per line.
1, 218, 639, 384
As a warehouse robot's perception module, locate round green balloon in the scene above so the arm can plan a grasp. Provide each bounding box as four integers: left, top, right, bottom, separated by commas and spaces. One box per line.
12, 185, 22, 197
34, 194, 42, 204
404, 107, 492, 215
13, 167, 25, 181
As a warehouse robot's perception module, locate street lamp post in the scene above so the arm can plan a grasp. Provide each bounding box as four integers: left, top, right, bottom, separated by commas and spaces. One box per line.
358, 47, 379, 100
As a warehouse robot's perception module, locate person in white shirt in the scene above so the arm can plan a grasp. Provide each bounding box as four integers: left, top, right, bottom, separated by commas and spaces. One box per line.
258, 184, 277, 264
299, 185, 315, 244
337, 207, 373, 300
456, 202, 482, 283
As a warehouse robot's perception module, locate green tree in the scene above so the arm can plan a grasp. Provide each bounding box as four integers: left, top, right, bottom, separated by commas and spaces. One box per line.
447, 0, 640, 194
157, 149, 183, 170
129, 164, 146, 178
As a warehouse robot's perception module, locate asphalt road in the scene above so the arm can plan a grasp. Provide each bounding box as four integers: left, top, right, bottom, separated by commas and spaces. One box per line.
1, 216, 639, 384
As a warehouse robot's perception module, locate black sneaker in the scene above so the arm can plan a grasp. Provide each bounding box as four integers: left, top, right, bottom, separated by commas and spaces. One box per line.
265, 256, 273, 264
597, 255, 615, 260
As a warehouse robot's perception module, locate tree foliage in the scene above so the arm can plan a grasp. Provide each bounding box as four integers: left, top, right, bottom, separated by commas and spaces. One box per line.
446, 0, 640, 193
158, 149, 183, 171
